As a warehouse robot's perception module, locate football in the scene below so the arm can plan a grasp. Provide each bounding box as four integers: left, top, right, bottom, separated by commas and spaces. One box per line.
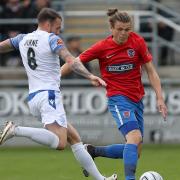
140, 171, 163, 180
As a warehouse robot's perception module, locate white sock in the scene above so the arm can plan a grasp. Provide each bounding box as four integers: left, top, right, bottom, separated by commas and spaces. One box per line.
14, 126, 59, 149
71, 142, 105, 180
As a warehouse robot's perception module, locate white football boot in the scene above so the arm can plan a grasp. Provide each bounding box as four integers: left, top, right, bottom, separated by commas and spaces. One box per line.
105, 174, 118, 180
0, 121, 15, 145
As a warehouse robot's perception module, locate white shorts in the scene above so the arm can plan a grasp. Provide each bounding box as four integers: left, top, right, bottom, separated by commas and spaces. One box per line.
28, 90, 67, 128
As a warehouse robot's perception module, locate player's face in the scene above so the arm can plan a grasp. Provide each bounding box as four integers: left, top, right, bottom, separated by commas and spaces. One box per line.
50, 18, 62, 35
111, 21, 131, 44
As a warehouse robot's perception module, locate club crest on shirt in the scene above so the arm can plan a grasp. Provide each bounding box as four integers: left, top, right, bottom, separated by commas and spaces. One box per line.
127, 49, 135, 58
123, 111, 130, 118
57, 39, 63, 45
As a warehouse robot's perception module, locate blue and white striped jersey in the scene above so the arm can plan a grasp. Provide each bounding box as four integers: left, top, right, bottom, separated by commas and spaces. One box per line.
10, 29, 65, 93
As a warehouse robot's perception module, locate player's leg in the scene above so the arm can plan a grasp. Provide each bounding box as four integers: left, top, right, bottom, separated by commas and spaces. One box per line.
0, 121, 62, 149
84, 142, 142, 159
45, 122, 67, 150
67, 122, 117, 180
107, 95, 143, 180
0, 90, 67, 150
123, 129, 142, 180
33, 90, 68, 150
85, 143, 125, 159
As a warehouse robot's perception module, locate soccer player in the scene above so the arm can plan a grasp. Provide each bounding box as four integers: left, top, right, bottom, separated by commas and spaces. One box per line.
0, 8, 117, 180
61, 9, 167, 180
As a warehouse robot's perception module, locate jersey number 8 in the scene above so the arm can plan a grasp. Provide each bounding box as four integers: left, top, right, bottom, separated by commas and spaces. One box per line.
27, 48, 37, 70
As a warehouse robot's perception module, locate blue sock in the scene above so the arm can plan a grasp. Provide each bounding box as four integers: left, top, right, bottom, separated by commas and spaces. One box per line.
123, 144, 138, 180
95, 144, 124, 159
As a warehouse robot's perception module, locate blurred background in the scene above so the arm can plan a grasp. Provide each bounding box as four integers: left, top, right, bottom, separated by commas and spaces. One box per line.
0, 0, 180, 146
0, 1, 180, 179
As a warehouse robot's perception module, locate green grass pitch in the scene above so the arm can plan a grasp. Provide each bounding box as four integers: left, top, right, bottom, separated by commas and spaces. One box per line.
0, 144, 179, 180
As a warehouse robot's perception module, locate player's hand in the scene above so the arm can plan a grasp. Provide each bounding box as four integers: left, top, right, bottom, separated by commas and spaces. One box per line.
89, 74, 107, 87
157, 98, 168, 121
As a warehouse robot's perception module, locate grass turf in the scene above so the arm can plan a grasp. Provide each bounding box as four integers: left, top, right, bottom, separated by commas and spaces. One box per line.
0, 144, 179, 180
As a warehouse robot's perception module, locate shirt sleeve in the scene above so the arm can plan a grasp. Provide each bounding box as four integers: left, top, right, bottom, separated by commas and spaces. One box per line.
138, 37, 152, 64
49, 34, 65, 54
79, 41, 102, 62
10, 34, 26, 50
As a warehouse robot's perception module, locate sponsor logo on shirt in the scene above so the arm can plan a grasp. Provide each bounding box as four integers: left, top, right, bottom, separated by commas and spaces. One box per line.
106, 53, 116, 59
127, 49, 135, 58
107, 63, 135, 73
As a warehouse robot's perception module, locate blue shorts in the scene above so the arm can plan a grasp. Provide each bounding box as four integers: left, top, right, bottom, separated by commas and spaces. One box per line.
108, 95, 144, 136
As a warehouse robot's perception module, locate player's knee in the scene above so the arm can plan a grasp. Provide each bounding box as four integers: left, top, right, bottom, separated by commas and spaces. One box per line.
136, 134, 143, 144
126, 130, 142, 145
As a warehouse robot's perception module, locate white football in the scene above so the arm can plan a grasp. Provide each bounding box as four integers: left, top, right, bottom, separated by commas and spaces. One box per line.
140, 171, 163, 180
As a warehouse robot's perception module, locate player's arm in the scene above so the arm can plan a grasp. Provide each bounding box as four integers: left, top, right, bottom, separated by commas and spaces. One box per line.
143, 61, 167, 120
59, 47, 106, 87
0, 39, 15, 53
0, 34, 25, 54
61, 62, 72, 77
61, 41, 101, 77
50, 35, 105, 86
59, 47, 92, 78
